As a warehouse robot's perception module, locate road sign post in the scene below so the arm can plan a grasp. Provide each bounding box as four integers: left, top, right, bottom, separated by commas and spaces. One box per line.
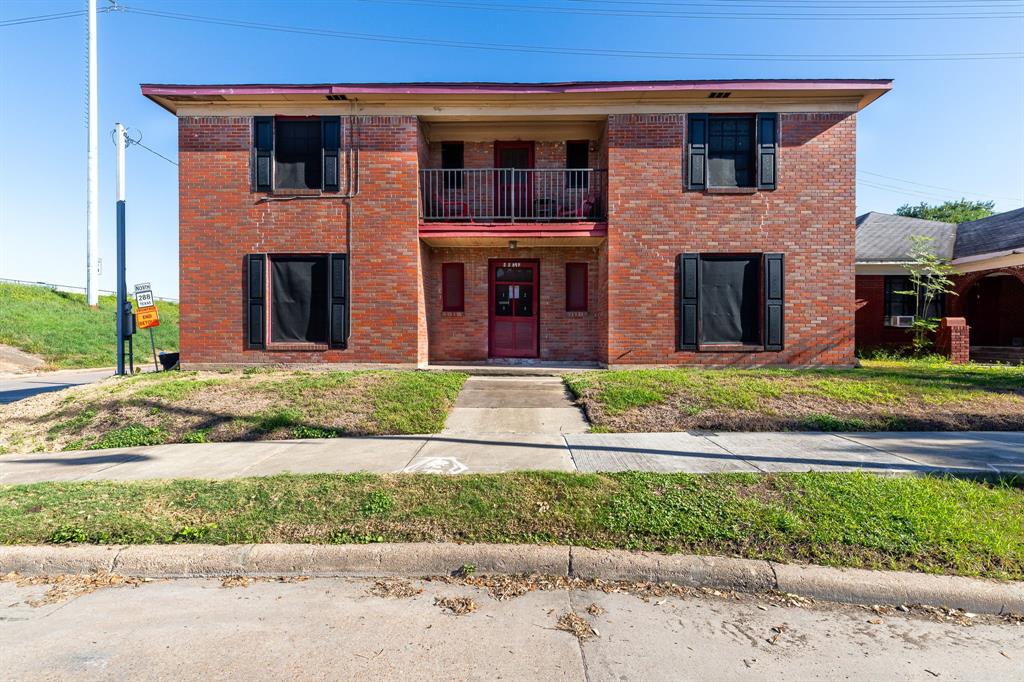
134, 283, 161, 372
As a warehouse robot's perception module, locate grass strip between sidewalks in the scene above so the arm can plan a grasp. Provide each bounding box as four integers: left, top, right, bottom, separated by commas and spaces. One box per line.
1, 471, 1022, 580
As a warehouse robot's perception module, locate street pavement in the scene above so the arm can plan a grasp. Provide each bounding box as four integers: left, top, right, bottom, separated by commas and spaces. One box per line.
1, 575, 1019, 680
0, 368, 112, 404
1, 431, 1022, 484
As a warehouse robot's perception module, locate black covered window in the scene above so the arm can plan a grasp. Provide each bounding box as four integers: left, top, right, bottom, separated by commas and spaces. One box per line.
275, 120, 322, 190
700, 256, 760, 344
707, 116, 755, 188
441, 141, 464, 188
679, 252, 784, 351
566, 140, 589, 188
270, 256, 328, 343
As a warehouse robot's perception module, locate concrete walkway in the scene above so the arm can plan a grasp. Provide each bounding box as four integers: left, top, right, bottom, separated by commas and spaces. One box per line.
1, 431, 1022, 484
442, 375, 589, 434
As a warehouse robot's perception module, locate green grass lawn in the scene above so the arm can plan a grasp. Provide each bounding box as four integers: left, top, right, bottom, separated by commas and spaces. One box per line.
0, 369, 468, 453
565, 359, 1024, 432
0, 282, 179, 369
1, 471, 1021, 579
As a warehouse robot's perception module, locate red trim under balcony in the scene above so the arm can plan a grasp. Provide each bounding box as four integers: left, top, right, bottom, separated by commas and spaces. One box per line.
419, 222, 607, 239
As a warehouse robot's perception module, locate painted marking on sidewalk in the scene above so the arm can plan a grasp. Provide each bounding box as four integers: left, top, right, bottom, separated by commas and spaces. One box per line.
403, 457, 468, 474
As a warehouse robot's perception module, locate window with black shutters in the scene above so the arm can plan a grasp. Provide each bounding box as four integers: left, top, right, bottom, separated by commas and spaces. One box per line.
441, 142, 464, 188
566, 262, 588, 312
275, 120, 322, 190
270, 256, 329, 343
565, 140, 589, 188
707, 116, 755, 188
699, 255, 761, 344
442, 262, 465, 312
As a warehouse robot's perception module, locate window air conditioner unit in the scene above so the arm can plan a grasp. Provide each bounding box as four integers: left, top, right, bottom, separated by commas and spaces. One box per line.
892, 315, 915, 328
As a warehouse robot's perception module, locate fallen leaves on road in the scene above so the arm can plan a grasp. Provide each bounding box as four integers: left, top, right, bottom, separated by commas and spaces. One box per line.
220, 575, 310, 589
1, 571, 143, 607
586, 603, 605, 616
766, 623, 788, 645
557, 612, 598, 641
434, 596, 478, 615
370, 579, 424, 599
221, 576, 252, 589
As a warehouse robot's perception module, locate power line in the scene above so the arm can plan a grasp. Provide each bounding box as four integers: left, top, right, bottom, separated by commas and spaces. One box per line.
857, 178, 1022, 205
118, 6, 1022, 61
360, 0, 1024, 20
0, 7, 112, 27
860, 171, 1022, 202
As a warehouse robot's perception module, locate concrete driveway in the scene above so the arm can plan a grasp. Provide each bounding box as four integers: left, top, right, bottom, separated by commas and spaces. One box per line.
0, 368, 112, 404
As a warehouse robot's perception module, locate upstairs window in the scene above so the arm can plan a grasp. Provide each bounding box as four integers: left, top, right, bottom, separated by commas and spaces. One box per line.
253, 116, 341, 193
565, 140, 590, 188
276, 120, 322, 190
441, 142, 464, 188
707, 116, 755, 188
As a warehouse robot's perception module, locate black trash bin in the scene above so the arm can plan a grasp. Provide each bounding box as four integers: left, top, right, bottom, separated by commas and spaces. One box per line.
158, 352, 180, 371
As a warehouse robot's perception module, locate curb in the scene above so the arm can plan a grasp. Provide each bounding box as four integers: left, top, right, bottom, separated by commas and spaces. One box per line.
1, 544, 1021, 616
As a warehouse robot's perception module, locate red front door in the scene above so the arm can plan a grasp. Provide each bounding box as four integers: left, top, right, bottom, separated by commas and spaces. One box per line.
489, 260, 539, 358
494, 141, 534, 219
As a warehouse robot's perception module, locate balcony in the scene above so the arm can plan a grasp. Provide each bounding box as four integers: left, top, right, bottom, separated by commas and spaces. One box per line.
419, 168, 607, 224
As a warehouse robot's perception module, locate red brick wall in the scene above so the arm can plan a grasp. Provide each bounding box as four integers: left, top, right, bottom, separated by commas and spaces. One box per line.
605, 112, 857, 366
178, 115, 423, 366
854, 275, 914, 349
424, 246, 603, 361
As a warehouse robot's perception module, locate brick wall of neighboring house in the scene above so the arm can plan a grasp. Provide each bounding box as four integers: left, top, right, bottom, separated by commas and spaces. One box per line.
178, 115, 423, 366
424, 245, 604, 362
605, 112, 857, 366
854, 275, 915, 349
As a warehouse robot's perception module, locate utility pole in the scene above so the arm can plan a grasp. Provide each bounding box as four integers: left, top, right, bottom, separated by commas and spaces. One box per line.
86, 0, 99, 307
114, 123, 130, 375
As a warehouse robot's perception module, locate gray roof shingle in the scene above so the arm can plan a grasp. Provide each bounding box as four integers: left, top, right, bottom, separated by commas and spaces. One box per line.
952, 207, 1024, 260
855, 212, 956, 262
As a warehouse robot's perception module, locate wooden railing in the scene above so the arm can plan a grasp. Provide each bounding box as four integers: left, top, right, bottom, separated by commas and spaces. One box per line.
420, 168, 607, 222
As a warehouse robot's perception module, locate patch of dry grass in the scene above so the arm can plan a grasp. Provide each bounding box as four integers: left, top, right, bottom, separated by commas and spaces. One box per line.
0, 369, 467, 454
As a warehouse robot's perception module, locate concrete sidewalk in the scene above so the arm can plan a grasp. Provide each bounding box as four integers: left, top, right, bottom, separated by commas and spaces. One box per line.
1, 431, 1022, 484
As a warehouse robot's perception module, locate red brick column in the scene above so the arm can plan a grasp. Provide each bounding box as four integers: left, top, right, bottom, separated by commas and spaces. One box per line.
936, 317, 970, 364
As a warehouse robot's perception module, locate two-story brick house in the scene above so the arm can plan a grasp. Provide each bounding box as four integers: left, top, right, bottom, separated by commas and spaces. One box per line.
142, 79, 891, 368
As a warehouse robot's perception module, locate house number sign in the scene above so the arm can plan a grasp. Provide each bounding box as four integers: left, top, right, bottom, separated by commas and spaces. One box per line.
502, 262, 522, 268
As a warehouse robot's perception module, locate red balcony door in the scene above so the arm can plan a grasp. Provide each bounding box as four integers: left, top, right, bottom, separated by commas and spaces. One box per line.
489, 260, 539, 358
494, 141, 534, 219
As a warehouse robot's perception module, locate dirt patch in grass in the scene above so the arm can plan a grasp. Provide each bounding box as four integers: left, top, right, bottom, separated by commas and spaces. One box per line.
0, 369, 467, 453
566, 360, 1024, 433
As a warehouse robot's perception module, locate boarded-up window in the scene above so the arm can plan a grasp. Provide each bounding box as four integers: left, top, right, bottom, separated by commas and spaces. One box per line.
707, 116, 755, 188
442, 262, 465, 312
700, 256, 760, 344
275, 120, 322, 190
271, 256, 328, 343
566, 141, 589, 188
566, 262, 588, 312
441, 142, 464, 188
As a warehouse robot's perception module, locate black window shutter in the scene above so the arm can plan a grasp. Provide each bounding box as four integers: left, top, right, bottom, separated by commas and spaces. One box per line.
247, 254, 266, 348
763, 252, 784, 351
322, 116, 341, 192
678, 253, 700, 350
254, 117, 274, 191
756, 113, 778, 190
329, 253, 349, 348
686, 114, 708, 190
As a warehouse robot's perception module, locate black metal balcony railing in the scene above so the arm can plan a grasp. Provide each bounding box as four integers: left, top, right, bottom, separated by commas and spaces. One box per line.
420, 168, 607, 222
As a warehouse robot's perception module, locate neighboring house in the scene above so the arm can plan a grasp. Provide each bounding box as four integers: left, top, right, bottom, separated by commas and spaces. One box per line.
855, 208, 1024, 361
143, 79, 892, 368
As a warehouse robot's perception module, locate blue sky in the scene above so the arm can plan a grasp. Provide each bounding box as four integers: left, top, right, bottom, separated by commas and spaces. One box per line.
1, 0, 1022, 299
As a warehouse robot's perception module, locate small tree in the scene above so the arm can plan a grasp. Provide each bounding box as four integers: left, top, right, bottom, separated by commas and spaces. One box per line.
897, 235, 959, 354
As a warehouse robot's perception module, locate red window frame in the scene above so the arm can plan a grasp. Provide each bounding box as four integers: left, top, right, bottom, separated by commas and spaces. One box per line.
442, 262, 465, 312
565, 262, 589, 312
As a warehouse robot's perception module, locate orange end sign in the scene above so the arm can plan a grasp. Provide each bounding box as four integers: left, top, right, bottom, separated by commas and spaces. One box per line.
136, 305, 160, 329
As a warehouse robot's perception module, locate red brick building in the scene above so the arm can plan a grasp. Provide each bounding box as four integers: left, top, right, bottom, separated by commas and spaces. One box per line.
855, 209, 1024, 362
143, 79, 892, 368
